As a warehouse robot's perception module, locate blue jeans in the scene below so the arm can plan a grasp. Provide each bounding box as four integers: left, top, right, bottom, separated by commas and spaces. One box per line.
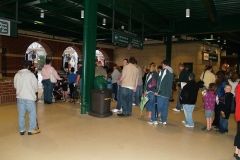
42, 79, 54, 103
133, 85, 142, 105
112, 83, 118, 101
17, 98, 37, 132
78, 78, 82, 95
121, 87, 133, 115
152, 96, 169, 122
116, 85, 122, 110
219, 117, 228, 132
146, 92, 155, 112
175, 87, 182, 110
183, 104, 195, 126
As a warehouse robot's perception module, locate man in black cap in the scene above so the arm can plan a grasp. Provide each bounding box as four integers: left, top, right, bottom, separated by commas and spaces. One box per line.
14, 60, 40, 135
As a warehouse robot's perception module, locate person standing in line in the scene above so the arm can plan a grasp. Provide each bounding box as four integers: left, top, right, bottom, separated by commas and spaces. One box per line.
111, 64, 121, 101
117, 57, 138, 117
228, 72, 239, 113
202, 83, 217, 131
148, 60, 173, 125
173, 63, 189, 112
180, 73, 199, 128
143, 63, 158, 118
133, 60, 143, 106
212, 71, 228, 127
200, 66, 216, 90
75, 61, 83, 104
14, 60, 40, 135
95, 61, 107, 78
68, 67, 76, 103
41, 59, 62, 104
234, 81, 240, 159
112, 59, 128, 113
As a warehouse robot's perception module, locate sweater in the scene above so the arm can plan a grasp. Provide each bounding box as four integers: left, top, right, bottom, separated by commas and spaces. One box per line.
203, 91, 216, 111
235, 84, 240, 121
180, 80, 199, 104
200, 70, 215, 88
41, 64, 61, 80
14, 69, 38, 101
155, 66, 173, 97
218, 92, 233, 119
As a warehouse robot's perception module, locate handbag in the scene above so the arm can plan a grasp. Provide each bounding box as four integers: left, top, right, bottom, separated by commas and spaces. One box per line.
197, 71, 205, 88
50, 68, 57, 83
148, 78, 157, 88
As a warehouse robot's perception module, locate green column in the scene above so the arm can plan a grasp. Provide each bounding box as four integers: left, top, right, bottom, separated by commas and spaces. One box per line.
166, 34, 172, 65
81, 0, 98, 114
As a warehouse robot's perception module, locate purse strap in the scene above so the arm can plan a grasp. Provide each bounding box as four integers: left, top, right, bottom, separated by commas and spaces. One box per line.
202, 71, 206, 80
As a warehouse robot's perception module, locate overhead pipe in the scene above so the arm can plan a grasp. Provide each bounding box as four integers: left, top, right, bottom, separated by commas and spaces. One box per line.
111, 0, 115, 43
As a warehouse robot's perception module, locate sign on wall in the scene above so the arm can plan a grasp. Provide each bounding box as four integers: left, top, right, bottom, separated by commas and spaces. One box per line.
202, 52, 218, 62
113, 30, 143, 50
0, 19, 10, 36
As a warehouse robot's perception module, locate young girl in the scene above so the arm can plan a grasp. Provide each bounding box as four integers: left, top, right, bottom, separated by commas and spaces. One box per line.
202, 83, 217, 131
61, 77, 69, 102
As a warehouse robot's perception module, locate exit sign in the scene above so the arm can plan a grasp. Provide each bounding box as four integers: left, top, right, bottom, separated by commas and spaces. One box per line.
0, 19, 10, 36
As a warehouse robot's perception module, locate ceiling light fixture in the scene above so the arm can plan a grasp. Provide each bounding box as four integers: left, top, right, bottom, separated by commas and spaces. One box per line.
121, 26, 124, 29
218, 37, 220, 42
224, 40, 226, 44
103, 18, 106, 25
186, 8, 190, 18
210, 35, 213, 39
40, 9, 44, 18
81, 10, 84, 18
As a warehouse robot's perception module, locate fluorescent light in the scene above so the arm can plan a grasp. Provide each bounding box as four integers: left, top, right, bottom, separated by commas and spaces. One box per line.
121, 26, 124, 29
40, 9, 44, 18
81, 10, 84, 18
186, 8, 190, 18
103, 18, 106, 25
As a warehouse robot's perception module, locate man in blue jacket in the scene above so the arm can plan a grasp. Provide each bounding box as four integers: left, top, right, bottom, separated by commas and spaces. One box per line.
148, 60, 173, 125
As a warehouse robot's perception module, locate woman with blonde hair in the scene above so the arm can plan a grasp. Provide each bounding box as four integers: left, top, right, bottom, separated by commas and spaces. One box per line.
143, 64, 158, 118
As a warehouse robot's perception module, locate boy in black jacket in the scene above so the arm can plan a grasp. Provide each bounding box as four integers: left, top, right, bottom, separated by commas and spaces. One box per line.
180, 73, 199, 128
217, 85, 233, 134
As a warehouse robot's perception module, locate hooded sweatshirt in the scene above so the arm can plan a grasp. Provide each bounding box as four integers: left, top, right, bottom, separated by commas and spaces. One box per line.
155, 66, 173, 97
41, 64, 61, 80
14, 69, 38, 101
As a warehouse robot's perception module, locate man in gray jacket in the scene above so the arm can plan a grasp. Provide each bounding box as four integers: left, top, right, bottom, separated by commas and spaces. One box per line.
148, 60, 173, 125
14, 60, 40, 135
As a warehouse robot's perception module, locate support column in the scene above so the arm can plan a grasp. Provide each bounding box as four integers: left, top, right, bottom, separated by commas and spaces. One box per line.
81, 0, 98, 114
166, 34, 172, 65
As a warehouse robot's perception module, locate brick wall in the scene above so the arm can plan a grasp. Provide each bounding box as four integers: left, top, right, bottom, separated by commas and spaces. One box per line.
0, 81, 16, 105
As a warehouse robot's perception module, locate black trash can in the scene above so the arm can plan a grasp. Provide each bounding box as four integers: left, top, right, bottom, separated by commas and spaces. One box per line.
89, 89, 113, 118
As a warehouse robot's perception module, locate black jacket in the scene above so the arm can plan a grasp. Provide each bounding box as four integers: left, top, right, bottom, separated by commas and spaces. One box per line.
180, 80, 199, 104
218, 92, 233, 119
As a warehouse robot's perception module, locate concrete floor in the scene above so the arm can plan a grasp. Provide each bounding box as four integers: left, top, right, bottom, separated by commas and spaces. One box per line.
0, 90, 237, 160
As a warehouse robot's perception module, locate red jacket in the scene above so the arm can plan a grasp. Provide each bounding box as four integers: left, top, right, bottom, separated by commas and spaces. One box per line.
235, 84, 240, 121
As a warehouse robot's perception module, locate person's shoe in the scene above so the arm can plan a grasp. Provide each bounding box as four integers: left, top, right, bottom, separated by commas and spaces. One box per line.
162, 122, 167, 125
20, 131, 25, 135
117, 113, 129, 117
182, 120, 186, 124
120, 108, 122, 112
28, 129, 41, 135
112, 109, 121, 113
236, 155, 240, 160
159, 120, 163, 124
185, 124, 194, 128
234, 153, 238, 158
202, 126, 207, 131
148, 121, 158, 125
132, 103, 136, 106
181, 108, 184, 111
172, 108, 180, 112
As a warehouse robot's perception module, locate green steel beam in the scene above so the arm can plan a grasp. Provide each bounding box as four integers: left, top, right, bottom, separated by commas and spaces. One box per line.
98, 0, 172, 33
0, 0, 17, 7
81, 0, 98, 114
202, 0, 218, 24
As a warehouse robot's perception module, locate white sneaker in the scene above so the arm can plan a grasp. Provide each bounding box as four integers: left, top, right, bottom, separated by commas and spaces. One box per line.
132, 103, 136, 106
120, 108, 122, 112
185, 124, 194, 128
182, 120, 186, 124
148, 121, 158, 125
181, 108, 184, 111
112, 109, 120, 113
172, 108, 180, 112
162, 122, 167, 125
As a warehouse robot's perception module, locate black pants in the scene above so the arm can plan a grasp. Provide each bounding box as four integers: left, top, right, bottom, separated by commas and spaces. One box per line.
212, 103, 220, 126
234, 122, 240, 149
69, 83, 75, 98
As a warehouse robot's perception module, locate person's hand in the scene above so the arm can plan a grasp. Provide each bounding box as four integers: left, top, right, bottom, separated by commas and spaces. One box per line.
154, 92, 158, 96
133, 88, 136, 92
144, 91, 147, 95
179, 96, 182, 99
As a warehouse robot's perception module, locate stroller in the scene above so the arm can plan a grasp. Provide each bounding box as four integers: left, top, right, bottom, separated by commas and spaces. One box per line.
52, 80, 63, 103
